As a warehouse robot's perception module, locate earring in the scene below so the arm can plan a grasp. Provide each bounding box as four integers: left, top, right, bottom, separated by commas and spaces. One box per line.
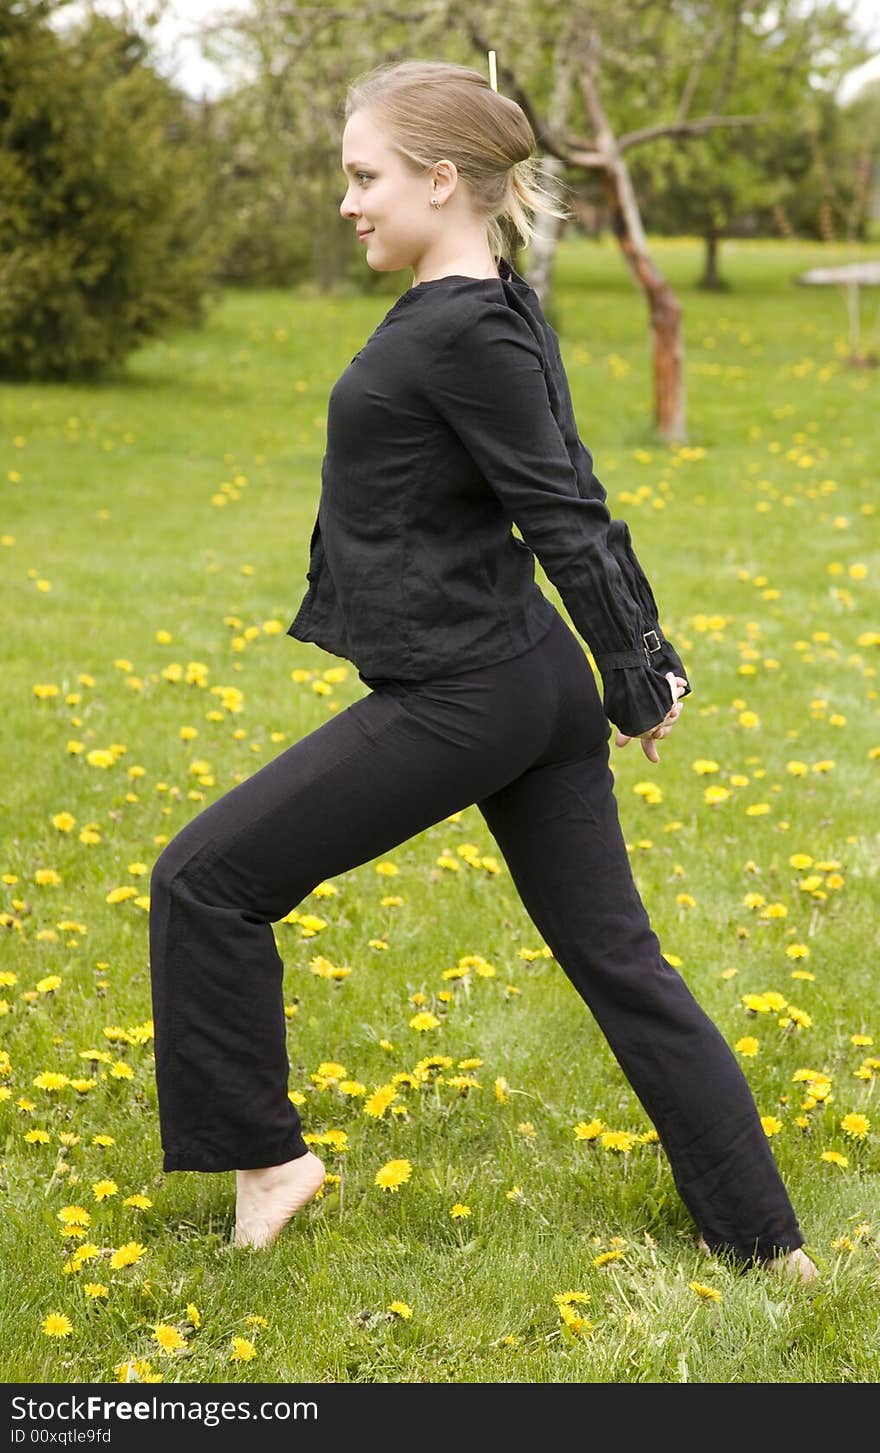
430, 198, 441, 209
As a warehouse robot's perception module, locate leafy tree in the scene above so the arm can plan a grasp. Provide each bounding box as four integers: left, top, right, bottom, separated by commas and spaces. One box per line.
0, 1, 224, 379
781, 80, 880, 242
183, 0, 874, 435
196, 0, 416, 291
626, 1, 875, 284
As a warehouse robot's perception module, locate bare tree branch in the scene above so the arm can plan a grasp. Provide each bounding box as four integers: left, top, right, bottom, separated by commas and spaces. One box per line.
676, 13, 726, 122
461, 10, 576, 159
563, 147, 609, 169
617, 113, 771, 149
711, 0, 743, 116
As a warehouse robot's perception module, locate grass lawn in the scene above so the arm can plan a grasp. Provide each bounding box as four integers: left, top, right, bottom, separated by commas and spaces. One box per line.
0, 235, 878, 1384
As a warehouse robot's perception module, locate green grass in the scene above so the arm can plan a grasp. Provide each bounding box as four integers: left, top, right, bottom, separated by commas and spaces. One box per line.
1, 236, 878, 1384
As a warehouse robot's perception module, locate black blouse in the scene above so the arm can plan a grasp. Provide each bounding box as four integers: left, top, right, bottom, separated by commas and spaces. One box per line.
287, 255, 691, 738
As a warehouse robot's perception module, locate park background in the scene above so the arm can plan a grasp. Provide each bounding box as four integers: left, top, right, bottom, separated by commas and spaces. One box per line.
1, 0, 878, 1383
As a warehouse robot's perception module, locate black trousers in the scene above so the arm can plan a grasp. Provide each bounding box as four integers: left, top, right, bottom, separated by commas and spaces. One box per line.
148, 608, 803, 1263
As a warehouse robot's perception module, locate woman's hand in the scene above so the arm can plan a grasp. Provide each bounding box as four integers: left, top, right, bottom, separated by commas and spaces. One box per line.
614, 672, 688, 764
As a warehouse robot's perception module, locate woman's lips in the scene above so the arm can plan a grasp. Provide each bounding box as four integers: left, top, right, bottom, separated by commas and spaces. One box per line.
358, 230, 374, 242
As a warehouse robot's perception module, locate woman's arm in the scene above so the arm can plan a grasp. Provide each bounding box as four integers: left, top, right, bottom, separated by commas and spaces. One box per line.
521, 306, 692, 710
426, 302, 691, 740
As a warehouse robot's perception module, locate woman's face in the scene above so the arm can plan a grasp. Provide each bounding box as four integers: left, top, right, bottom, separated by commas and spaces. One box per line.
339, 108, 452, 275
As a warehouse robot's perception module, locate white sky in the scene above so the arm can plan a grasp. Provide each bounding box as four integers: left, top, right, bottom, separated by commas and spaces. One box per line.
60, 0, 880, 104
56, 0, 240, 97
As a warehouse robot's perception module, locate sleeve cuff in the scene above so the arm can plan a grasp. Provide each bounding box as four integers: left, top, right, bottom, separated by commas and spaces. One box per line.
595, 624, 692, 738
599, 668, 673, 740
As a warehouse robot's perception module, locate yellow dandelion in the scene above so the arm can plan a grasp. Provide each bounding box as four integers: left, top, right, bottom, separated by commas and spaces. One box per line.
153, 1325, 187, 1354
33, 1071, 70, 1091
760, 902, 788, 919
92, 1179, 118, 1201
689, 1281, 723, 1302
573, 1118, 604, 1141
388, 1301, 413, 1319
786, 1006, 813, 1029
449, 1203, 471, 1219
57, 1205, 91, 1227
109, 1242, 147, 1269
70, 1243, 101, 1267
785, 944, 811, 962
85, 750, 115, 769
735, 1036, 760, 1057
761, 1116, 783, 1136
821, 1150, 848, 1167
112, 1357, 163, 1382
314, 1061, 347, 1080
409, 1011, 441, 1032
704, 785, 731, 805
600, 1130, 637, 1152
84, 1284, 109, 1300
106, 886, 138, 904
363, 1083, 398, 1118
230, 1337, 257, 1362
840, 1112, 870, 1139
374, 1158, 412, 1192
557, 1303, 593, 1335
592, 1249, 624, 1267
741, 992, 775, 1014
41, 1313, 73, 1338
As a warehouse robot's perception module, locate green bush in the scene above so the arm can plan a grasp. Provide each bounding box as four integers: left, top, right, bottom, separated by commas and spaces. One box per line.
0, 5, 224, 380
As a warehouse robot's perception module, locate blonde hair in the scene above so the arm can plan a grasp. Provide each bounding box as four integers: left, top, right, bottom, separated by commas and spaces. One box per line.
344, 59, 573, 262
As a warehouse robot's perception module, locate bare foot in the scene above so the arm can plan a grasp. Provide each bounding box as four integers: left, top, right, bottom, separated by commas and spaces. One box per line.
697, 1236, 819, 1284
233, 1151, 326, 1249
762, 1247, 820, 1284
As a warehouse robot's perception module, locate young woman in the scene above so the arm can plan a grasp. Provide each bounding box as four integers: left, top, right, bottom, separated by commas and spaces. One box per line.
149, 60, 817, 1282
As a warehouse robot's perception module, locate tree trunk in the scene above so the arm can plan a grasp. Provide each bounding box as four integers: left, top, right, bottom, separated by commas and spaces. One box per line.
699, 227, 721, 289
525, 46, 574, 312
580, 63, 686, 443
599, 166, 686, 444
528, 154, 567, 308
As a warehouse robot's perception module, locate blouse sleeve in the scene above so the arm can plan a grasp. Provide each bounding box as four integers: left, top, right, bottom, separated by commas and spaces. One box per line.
540, 321, 693, 714
426, 303, 691, 738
